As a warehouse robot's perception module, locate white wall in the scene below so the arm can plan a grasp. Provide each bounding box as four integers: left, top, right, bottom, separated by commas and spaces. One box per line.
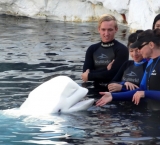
0, 0, 160, 31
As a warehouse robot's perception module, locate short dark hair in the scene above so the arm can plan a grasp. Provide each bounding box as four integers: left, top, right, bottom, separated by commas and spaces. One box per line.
127, 30, 143, 47
152, 14, 160, 29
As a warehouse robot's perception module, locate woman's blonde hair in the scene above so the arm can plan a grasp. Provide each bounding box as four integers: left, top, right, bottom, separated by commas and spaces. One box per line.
98, 14, 118, 29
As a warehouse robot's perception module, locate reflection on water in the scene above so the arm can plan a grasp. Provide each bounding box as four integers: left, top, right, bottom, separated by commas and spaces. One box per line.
0, 15, 160, 145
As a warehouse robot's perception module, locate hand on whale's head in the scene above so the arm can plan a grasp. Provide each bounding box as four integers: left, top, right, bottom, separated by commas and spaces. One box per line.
20, 76, 94, 115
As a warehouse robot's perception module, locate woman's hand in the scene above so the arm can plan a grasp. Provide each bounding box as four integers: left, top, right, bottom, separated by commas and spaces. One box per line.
96, 92, 112, 106
108, 83, 122, 92
125, 82, 139, 90
132, 91, 145, 105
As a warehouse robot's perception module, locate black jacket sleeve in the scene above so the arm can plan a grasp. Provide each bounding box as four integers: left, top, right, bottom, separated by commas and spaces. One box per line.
83, 43, 99, 72
109, 60, 132, 83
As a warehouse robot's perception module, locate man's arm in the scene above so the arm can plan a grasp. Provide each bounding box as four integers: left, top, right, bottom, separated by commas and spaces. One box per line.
109, 61, 129, 82
88, 44, 129, 81
83, 44, 96, 72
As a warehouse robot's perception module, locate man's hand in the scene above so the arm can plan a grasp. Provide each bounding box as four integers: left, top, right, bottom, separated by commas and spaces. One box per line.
81, 69, 89, 82
108, 83, 122, 92
132, 91, 145, 105
107, 60, 114, 70
96, 92, 112, 106
125, 82, 139, 90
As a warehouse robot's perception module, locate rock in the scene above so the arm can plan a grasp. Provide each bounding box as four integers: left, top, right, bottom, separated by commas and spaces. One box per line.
0, 0, 159, 31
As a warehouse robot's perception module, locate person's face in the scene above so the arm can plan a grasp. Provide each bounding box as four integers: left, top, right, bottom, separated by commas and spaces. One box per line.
154, 20, 160, 29
139, 42, 151, 59
98, 20, 118, 42
129, 47, 143, 62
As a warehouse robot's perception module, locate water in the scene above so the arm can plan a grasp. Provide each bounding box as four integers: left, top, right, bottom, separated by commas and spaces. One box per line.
0, 14, 159, 145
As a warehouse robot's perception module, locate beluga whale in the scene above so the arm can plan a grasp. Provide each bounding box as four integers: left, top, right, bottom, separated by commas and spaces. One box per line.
20, 76, 94, 115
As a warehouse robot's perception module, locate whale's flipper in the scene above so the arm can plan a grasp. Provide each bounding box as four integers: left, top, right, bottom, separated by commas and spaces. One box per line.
20, 76, 94, 115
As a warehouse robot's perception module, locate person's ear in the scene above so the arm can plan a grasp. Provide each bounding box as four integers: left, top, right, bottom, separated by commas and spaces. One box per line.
149, 41, 155, 49
115, 27, 118, 33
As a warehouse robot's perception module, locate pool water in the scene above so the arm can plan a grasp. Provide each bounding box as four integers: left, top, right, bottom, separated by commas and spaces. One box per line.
0, 15, 159, 145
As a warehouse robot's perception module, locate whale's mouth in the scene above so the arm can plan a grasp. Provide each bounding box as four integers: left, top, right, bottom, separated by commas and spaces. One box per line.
57, 99, 94, 113
67, 99, 95, 112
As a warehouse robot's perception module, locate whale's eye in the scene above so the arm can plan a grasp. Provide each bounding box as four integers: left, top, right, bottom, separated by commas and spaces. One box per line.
58, 109, 61, 113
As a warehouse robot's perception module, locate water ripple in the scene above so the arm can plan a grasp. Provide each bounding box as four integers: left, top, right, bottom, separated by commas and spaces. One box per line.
0, 15, 159, 145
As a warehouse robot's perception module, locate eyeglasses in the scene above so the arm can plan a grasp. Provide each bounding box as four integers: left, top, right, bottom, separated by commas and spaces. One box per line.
138, 42, 149, 50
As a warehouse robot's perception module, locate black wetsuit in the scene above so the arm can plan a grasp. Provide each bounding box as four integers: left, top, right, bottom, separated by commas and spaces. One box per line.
111, 57, 160, 101
109, 60, 148, 91
83, 39, 129, 85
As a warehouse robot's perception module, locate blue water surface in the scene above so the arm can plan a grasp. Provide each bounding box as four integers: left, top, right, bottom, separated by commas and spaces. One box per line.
0, 15, 159, 145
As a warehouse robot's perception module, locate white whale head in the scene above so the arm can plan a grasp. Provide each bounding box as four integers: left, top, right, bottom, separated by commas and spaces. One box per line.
20, 76, 94, 115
